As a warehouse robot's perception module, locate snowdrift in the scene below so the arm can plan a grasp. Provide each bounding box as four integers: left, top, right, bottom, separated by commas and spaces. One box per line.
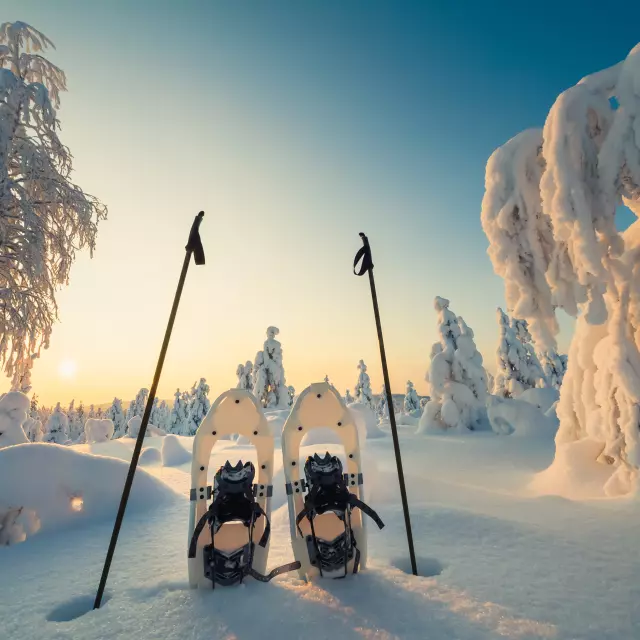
0, 391, 30, 448
518, 387, 559, 414
0, 443, 178, 542
161, 434, 192, 467
348, 402, 386, 439
487, 395, 559, 438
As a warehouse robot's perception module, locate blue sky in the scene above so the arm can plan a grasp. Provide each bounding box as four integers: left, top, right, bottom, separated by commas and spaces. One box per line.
3, 1, 640, 404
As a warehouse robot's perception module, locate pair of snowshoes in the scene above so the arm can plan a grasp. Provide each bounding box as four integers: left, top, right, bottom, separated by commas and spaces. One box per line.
187, 382, 384, 589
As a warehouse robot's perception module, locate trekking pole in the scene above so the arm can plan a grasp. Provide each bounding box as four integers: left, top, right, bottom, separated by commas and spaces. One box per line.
353, 232, 418, 576
94, 211, 206, 609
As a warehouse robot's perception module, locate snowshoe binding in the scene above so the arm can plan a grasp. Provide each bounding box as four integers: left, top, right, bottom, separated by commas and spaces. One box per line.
188, 461, 299, 587
282, 382, 384, 580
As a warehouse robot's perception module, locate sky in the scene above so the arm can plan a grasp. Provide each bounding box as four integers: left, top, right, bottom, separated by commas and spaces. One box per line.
2, 0, 640, 407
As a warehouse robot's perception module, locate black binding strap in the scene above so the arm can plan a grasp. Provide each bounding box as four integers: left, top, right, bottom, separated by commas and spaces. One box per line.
353, 233, 373, 276
348, 495, 385, 530
248, 561, 301, 583
188, 509, 211, 559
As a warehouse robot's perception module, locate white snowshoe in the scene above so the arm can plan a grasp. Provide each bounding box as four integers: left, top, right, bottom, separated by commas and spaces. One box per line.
282, 382, 384, 580
188, 389, 299, 588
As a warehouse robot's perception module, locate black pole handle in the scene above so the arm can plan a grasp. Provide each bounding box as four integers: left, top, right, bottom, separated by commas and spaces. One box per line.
353, 232, 373, 276
187, 211, 205, 265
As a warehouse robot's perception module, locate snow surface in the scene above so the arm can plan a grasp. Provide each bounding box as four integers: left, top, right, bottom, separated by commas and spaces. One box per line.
1, 425, 638, 639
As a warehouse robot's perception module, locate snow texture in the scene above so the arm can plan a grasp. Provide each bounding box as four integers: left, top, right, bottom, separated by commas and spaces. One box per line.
419, 297, 488, 433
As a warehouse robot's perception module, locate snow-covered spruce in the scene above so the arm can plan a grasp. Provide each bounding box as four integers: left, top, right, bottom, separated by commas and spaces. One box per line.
187, 378, 210, 430
418, 297, 488, 433
169, 389, 187, 435
539, 349, 568, 390
0, 22, 106, 390
252, 327, 289, 409
494, 308, 546, 398
355, 360, 375, 410
345, 389, 354, 404
376, 386, 389, 424
481, 44, 640, 495
43, 402, 69, 444
126, 388, 149, 425
403, 380, 420, 413
105, 398, 126, 438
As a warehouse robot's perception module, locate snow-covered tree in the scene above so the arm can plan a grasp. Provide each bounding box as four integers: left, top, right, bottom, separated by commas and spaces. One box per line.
252, 327, 288, 409
169, 389, 188, 435
29, 393, 38, 419
345, 389, 354, 404
481, 44, 640, 494
0, 22, 107, 390
511, 317, 547, 384
376, 386, 389, 423
96, 406, 104, 419
0, 391, 29, 447
236, 363, 247, 389
403, 380, 420, 413
287, 385, 295, 406
324, 374, 330, 383
157, 400, 170, 430
188, 378, 210, 429
126, 388, 149, 424
494, 309, 546, 398
419, 297, 488, 433
539, 350, 568, 390
105, 398, 126, 438
355, 360, 374, 410
66, 400, 82, 441
87, 404, 96, 421
486, 371, 495, 395
43, 402, 68, 444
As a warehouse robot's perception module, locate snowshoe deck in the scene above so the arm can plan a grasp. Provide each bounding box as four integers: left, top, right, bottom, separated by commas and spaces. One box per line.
188, 389, 299, 588
281, 382, 383, 580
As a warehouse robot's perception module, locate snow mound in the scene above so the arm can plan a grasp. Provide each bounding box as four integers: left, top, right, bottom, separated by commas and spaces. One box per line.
139, 446, 162, 466
519, 387, 559, 413
300, 405, 367, 447
161, 435, 192, 467
127, 416, 166, 439
348, 402, 385, 439
487, 395, 559, 438
0, 391, 30, 448
396, 412, 419, 427
0, 443, 176, 540
84, 418, 114, 443
530, 438, 619, 499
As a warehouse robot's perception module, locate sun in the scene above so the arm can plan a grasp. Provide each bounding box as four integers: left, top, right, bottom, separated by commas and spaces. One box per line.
58, 359, 77, 379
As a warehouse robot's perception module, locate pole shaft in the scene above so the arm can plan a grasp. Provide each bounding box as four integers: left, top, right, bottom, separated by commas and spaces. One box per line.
94, 250, 193, 609
367, 269, 418, 576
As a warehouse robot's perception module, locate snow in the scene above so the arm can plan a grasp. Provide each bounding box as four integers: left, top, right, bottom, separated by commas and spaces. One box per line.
0, 443, 176, 538
348, 402, 386, 439
519, 387, 559, 414
84, 418, 114, 444
2, 428, 640, 639
161, 435, 192, 467
487, 395, 559, 438
0, 391, 30, 448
